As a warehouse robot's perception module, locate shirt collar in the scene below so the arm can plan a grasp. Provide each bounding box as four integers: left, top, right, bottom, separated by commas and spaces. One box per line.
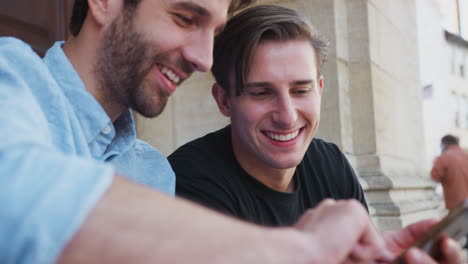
42, 41, 136, 148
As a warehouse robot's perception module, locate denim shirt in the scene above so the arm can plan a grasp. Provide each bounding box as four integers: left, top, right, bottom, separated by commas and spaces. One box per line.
0, 38, 175, 263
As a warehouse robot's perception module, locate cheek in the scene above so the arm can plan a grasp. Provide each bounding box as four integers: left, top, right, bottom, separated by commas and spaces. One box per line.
300, 99, 321, 121
233, 103, 268, 126
138, 19, 185, 52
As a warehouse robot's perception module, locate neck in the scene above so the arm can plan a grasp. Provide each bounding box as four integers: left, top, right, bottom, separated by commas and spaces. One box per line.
62, 26, 126, 122
231, 137, 297, 193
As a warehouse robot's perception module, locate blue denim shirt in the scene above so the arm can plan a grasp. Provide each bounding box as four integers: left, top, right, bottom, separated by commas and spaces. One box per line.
0, 37, 175, 263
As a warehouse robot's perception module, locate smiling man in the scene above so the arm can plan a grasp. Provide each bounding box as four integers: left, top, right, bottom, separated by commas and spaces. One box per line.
170, 4, 367, 226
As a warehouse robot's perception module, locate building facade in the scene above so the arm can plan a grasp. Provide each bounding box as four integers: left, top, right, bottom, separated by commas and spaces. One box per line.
420, 0, 468, 173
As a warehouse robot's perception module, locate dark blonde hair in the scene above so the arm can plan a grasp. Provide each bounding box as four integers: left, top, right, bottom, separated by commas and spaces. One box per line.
212, 5, 329, 95
69, 0, 254, 36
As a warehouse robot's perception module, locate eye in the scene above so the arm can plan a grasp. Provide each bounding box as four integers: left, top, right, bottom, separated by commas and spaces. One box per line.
250, 91, 269, 96
247, 89, 274, 101
292, 87, 312, 95
173, 13, 195, 27
249, 89, 271, 97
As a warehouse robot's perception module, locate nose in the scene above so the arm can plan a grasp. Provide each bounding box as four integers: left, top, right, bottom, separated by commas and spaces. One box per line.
272, 94, 298, 129
182, 31, 214, 72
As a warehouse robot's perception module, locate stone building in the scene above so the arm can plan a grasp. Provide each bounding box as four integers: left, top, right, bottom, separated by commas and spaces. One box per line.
420, 0, 468, 172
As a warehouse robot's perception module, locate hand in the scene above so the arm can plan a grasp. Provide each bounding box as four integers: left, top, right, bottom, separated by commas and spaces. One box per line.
381, 219, 464, 264
294, 199, 393, 263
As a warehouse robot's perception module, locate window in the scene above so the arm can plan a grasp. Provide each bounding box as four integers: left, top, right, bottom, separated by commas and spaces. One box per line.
452, 93, 460, 127
458, 49, 466, 78
459, 0, 468, 39
422, 84, 433, 99
450, 46, 456, 74
462, 96, 468, 128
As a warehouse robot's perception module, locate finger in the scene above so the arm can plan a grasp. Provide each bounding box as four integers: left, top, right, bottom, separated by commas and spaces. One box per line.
404, 219, 439, 238
404, 248, 436, 264
349, 243, 394, 262
439, 237, 463, 263
347, 223, 395, 262
384, 219, 440, 252
317, 198, 337, 207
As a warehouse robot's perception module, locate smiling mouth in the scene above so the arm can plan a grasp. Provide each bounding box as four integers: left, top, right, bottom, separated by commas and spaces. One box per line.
157, 64, 181, 84
264, 129, 301, 142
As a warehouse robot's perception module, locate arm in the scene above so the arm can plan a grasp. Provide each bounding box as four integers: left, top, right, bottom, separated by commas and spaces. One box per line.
0, 38, 115, 263
58, 189, 390, 264
57, 176, 306, 263
431, 157, 445, 183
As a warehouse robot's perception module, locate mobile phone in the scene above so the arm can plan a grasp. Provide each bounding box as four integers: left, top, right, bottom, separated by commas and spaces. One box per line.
392, 198, 468, 264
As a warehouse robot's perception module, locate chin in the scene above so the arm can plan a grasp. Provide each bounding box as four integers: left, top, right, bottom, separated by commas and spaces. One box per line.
133, 103, 166, 118
132, 96, 168, 118
139, 107, 166, 118
269, 159, 302, 170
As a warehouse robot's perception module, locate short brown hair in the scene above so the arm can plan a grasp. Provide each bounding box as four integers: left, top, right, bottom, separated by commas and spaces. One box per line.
212, 5, 329, 95
69, 0, 254, 37
441, 134, 459, 146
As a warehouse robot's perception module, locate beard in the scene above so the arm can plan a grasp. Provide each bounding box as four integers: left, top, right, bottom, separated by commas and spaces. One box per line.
95, 8, 168, 118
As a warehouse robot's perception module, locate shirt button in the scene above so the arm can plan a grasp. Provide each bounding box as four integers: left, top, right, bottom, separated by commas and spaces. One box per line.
102, 125, 112, 135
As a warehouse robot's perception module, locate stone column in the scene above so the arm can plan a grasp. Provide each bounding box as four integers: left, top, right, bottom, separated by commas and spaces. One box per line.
297, 0, 444, 231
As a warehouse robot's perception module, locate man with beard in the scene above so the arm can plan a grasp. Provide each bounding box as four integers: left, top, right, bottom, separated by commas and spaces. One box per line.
0, 0, 400, 263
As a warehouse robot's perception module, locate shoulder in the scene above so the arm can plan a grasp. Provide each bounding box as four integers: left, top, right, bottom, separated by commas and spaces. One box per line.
169, 126, 230, 163
0, 37, 35, 53
132, 139, 175, 174
169, 126, 237, 184
306, 138, 344, 160
133, 139, 165, 159
0, 37, 57, 97
301, 138, 354, 177
0, 37, 44, 69
122, 139, 175, 194
0, 38, 55, 138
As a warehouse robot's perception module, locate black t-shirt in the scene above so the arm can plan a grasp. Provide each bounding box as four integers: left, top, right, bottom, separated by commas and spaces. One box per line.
169, 126, 367, 227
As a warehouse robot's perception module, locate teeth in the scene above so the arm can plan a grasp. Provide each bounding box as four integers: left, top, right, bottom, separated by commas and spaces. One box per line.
159, 65, 180, 84
266, 130, 299, 141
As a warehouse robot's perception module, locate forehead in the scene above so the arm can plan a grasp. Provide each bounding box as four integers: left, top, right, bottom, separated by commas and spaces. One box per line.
247, 39, 318, 82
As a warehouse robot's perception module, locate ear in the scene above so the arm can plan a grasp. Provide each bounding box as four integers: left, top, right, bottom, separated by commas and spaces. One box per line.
318, 76, 324, 96
87, 0, 121, 27
212, 83, 232, 117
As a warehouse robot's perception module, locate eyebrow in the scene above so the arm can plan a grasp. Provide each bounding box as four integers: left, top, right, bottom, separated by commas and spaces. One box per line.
173, 2, 209, 17
244, 82, 271, 89
172, 1, 226, 34
245, 80, 316, 89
